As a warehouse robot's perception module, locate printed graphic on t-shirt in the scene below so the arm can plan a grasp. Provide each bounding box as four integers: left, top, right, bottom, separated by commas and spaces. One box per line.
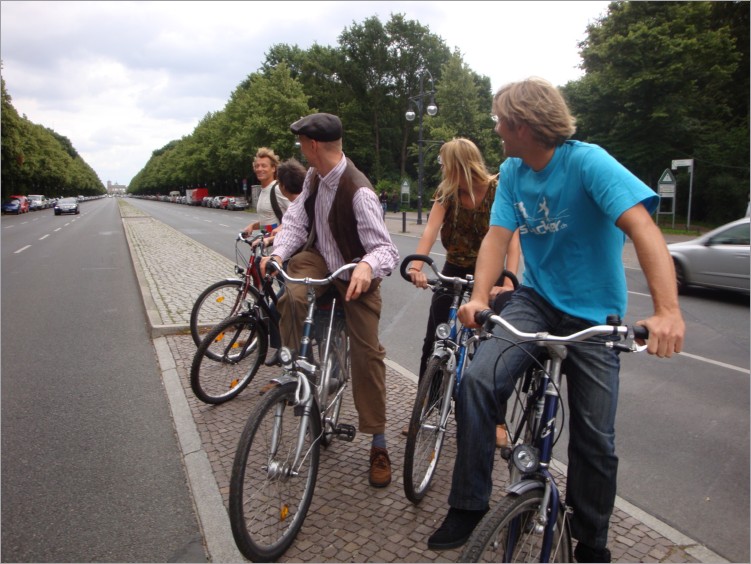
515, 197, 569, 236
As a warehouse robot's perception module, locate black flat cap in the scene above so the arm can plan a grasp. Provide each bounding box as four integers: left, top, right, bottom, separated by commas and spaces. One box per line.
290, 113, 342, 142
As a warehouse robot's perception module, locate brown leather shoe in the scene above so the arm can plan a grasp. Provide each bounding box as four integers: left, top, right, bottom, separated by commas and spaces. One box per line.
369, 447, 392, 488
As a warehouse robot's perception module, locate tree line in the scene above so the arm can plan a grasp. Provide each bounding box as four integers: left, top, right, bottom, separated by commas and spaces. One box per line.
2, 2, 747, 225
1, 75, 105, 199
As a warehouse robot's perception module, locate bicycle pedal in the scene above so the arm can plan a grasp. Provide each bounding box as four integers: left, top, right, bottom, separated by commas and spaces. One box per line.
334, 424, 356, 441
500, 445, 513, 461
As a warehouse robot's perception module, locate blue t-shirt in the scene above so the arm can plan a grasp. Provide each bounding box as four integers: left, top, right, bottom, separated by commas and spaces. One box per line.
491, 140, 658, 324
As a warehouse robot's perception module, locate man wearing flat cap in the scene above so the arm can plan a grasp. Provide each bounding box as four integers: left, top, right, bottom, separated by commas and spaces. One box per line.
263, 112, 399, 488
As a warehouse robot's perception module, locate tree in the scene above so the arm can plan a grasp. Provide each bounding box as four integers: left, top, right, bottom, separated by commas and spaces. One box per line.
563, 1, 748, 223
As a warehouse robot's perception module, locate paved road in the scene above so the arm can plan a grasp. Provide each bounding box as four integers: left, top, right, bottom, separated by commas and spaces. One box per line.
1, 201, 206, 562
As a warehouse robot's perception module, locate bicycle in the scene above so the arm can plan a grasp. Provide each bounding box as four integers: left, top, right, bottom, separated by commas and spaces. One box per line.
400, 254, 518, 504
459, 309, 648, 563
229, 259, 357, 562
189, 232, 282, 404
189, 232, 282, 359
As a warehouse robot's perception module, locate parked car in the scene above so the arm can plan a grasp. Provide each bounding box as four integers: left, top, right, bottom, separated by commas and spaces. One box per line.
54, 197, 80, 215
228, 196, 248, 211
201, 196, 213, 207
218, 197, 231, 210
668, 217, 750, 294
28, 194, 48, 211
211, 196, 224, 208
2, 195, 29, 214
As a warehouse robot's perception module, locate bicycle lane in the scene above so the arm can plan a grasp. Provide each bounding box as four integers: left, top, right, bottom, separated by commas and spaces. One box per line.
119, 200, 722, 563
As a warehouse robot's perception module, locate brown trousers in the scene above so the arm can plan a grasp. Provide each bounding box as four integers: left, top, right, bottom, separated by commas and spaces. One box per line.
277, 250, 387, 434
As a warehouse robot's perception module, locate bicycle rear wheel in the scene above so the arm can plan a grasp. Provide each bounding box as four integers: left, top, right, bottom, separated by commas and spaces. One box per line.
460, 488, 572, 563
229, 382, 320, 562
317, 317, 349, 447
191, 280, 262, 352
190, 314, 267, 404
403, 355, 452, 504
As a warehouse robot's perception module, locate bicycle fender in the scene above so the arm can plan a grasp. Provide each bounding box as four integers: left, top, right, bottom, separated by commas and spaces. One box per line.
505, 477, 544, 496
269, 374, 297, 387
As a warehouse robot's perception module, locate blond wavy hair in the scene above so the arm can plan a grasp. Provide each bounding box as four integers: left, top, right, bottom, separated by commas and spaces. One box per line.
434, 138, 497, 212
492, 77, 576, 148
254, 147, 281, 173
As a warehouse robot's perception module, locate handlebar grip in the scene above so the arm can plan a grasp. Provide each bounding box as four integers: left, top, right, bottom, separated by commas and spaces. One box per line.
400, 254, 434, 282
501, 270, 519, 290
475, 309, 495, 326
633, 325, 649, 340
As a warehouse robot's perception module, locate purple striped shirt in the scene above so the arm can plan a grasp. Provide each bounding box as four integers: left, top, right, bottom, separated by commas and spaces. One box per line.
272, 153, 399, 280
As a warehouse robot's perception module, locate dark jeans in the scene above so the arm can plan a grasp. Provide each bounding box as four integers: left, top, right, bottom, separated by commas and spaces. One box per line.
448, 286, 621, 550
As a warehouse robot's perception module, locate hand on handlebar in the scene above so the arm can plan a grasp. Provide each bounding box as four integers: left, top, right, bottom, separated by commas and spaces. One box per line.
260, 255, 282, 278
409, 268, 429, 289
637, 312, 685, 358
345, 261, 373, 301
458, 299, 489, 329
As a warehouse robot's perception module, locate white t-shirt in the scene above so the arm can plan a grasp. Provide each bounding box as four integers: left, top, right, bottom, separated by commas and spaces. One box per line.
256, 181, 290, 232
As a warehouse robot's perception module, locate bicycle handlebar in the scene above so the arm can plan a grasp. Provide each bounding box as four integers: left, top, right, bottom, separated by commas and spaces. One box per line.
266, 259, 360, 286
400, 254, 519, 292
475, 309, 649, 351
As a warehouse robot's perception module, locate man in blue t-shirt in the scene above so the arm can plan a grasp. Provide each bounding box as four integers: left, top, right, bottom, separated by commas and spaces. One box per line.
427, 77, 685, 563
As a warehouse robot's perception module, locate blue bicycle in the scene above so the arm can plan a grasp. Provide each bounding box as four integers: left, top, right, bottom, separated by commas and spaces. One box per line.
400, 254, 517, 504
460, 310, 648, 563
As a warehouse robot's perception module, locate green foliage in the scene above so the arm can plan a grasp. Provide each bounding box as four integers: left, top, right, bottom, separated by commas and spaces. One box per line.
1, 75, 104, 198
562, 1, 748, 224
4, 5, 746, 226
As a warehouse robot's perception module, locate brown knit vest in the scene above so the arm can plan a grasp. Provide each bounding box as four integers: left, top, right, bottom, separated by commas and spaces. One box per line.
303, 158, 373, 263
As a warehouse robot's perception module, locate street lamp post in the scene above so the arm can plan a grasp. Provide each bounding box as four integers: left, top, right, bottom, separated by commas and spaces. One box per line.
405, 70, 438, 225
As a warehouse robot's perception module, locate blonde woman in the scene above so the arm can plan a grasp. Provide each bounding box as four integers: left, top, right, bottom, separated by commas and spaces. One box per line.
406, 138, 521, 446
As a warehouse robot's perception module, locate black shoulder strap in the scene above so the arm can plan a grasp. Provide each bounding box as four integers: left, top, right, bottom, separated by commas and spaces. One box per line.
268, 181, 283, 223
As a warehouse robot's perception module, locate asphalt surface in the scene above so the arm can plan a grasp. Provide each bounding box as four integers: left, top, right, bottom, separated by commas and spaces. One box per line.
118, 198, 724, 563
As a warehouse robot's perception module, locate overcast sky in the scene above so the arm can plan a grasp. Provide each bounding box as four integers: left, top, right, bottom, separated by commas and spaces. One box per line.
1, 1, 610, 187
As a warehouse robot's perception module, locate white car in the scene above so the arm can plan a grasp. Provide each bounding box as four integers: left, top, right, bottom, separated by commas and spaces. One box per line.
668, 217, 750, 294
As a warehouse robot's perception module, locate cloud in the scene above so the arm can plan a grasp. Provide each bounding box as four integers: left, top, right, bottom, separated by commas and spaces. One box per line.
1, 1, 610, 186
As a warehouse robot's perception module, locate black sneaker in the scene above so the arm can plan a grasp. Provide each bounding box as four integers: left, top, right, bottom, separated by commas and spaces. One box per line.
574, 542, 611, 563
427, 507, 488, 550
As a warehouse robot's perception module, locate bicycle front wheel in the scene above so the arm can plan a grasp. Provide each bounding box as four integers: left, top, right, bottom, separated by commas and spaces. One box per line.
230, 382, 321, 562
191, 279, 262, 351
403, 355, 452, 504
460, 489, 572, 563
190, 314, 267, 404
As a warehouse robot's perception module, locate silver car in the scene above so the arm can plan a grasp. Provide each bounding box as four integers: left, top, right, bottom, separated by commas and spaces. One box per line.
668, 217, 750, 294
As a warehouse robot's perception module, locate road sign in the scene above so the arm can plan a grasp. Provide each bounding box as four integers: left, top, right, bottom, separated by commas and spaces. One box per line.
671, 159, 694, 169
658, 169, 677, 185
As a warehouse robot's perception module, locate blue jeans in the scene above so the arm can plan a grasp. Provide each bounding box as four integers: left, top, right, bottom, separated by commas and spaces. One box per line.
448, 286, 621, 550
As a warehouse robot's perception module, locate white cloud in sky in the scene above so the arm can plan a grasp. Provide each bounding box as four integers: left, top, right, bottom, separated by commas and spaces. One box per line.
1, 0, 610, 187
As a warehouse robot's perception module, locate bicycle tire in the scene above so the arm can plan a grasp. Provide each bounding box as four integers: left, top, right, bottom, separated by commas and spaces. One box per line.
191, 279, 262, 351
317, 317, 349, 447
229, 381, 321, 562
460, 488, 572, 563
403, 355, 452, 504
190, 314, 267, 404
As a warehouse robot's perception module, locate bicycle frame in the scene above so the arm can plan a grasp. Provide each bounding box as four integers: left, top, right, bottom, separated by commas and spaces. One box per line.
264, 261, 358, 471
477, 311, 648, 563
504, 346, 567, 563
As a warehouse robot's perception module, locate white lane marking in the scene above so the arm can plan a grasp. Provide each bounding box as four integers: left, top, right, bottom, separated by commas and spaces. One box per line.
54, 228, 62, 232
14, 245, 31, 254
219, 224, 229, 228
678, 351, 749, 374
39, 234, 49, 240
